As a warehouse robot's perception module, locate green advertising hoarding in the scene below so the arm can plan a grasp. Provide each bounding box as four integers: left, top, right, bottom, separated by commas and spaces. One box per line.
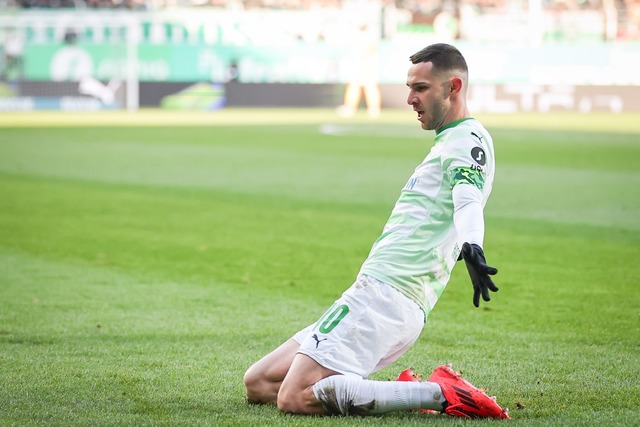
24, 43, 230, 82
22, 42, 353, 83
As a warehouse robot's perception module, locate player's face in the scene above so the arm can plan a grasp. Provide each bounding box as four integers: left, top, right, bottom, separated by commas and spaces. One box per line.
406, 61, 450, 131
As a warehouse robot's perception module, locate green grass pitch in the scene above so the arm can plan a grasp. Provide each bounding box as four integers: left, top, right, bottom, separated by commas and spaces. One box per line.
1, 109, 639, 426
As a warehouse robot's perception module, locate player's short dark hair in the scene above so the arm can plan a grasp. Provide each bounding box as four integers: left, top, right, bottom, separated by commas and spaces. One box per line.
409, 43, 468, 74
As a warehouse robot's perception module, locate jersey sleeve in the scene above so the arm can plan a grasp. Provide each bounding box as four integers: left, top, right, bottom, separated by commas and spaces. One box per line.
441, 127, 492, 246
441, 132, 489, 190
453, 183, 485, 246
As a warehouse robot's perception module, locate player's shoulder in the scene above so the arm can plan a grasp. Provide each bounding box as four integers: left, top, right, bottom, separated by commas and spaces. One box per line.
440, 119, 492, 152
439, 119, 493, 170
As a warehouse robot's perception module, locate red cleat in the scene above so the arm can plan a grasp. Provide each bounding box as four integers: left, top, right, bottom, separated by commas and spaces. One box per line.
395, 368, 422, 382
427, 365, 510, 419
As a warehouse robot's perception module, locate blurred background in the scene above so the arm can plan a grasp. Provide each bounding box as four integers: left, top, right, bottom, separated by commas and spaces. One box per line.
0, 0, 638, 112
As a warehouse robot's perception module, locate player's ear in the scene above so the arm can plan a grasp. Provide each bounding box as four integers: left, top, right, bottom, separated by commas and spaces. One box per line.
450, 77, 463, 95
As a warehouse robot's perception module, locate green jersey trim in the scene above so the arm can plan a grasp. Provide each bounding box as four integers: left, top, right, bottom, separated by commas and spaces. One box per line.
435, 117, 474, 135
449, 166, 485, 190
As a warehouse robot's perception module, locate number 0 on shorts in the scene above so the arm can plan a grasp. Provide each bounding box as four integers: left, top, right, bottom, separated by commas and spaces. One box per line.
317, 303, 349, 334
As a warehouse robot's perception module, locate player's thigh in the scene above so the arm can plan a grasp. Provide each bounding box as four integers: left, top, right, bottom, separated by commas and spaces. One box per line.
244, 338, 299, 384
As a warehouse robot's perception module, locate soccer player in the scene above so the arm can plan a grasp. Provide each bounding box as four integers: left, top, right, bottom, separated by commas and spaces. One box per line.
243, 43, 509, 419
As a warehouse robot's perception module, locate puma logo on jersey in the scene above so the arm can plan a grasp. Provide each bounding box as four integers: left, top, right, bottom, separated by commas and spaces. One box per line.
312, 334, 328, 348
471, 132, 484, 144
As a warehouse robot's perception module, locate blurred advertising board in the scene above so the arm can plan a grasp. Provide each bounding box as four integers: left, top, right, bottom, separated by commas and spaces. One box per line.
1, 9, 639, 111
3, 9, 639, 84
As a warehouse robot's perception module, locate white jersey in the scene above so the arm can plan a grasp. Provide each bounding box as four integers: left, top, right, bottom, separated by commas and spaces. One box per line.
359, 118, 495, 317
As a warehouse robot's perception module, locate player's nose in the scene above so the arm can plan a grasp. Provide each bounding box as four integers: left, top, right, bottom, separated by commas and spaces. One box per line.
406, 90, 419, 106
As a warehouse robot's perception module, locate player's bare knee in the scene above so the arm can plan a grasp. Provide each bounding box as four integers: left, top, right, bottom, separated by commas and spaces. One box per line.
276, 381, 308, 413
243, 365, 256, 389
277, 384, 321, 415
276, 386, 297, 413
243, 366, 265, 403
277, 394, 308, 414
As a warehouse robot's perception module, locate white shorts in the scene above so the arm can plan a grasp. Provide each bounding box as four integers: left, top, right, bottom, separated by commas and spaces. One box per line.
292, 275, 424, 379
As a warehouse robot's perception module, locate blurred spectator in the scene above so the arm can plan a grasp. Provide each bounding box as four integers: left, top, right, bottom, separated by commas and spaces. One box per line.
337, 24, 381, 118
1, 27, 24, 81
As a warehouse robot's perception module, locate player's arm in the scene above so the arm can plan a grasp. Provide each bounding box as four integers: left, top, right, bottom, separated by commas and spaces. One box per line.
451, 172, 499, 307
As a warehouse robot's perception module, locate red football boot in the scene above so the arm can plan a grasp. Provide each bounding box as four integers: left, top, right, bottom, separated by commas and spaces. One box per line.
427, 365, 510, 419
395, 368, 422, 382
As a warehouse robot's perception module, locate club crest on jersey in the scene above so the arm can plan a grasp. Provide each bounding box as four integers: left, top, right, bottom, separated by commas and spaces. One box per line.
471, 147, 486, 166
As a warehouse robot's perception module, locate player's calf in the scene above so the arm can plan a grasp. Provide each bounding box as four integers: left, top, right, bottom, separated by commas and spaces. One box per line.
313, 374, 445, 415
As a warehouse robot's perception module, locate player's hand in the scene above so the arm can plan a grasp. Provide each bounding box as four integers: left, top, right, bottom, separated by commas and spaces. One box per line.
461, 242, 499, 307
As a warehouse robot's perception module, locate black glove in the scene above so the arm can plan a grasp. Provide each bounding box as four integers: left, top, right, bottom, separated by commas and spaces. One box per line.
461, 242, 499, 308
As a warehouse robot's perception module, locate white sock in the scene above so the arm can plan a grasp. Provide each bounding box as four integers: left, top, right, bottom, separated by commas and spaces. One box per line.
312, 375, 445, 415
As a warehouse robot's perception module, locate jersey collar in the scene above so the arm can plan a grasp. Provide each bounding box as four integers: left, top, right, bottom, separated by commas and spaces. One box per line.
435, 117, 474, 135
